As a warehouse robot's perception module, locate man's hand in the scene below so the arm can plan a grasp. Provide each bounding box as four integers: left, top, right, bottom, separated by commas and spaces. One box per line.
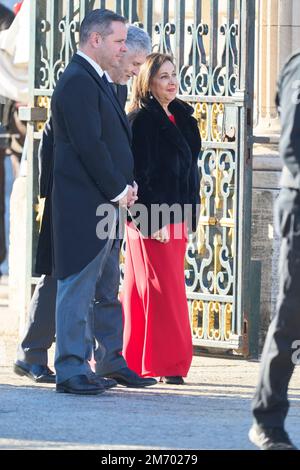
118, 185, 138, 208
127, 184, 138, 207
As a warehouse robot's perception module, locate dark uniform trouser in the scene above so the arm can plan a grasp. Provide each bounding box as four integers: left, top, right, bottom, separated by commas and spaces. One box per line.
252, 188, 300, 428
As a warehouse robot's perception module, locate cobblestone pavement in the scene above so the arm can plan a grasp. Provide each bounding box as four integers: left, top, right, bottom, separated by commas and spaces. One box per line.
0, 297, 299, 450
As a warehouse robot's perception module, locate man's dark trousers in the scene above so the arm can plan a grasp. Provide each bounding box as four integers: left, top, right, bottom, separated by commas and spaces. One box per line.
17, 240, 126, 374
252, 188, 300, 427
17, 275, 56, 365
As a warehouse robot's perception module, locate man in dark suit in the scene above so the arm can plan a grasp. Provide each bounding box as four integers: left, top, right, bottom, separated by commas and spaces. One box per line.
91, 25, 151, 380
52, 9, 139, 395
14, 19, 154, 392
248, 53, 300, 450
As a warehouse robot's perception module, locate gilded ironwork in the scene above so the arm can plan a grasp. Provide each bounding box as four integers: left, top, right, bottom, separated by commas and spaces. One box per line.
27, 0, 255, 354
34, 95, 50, 131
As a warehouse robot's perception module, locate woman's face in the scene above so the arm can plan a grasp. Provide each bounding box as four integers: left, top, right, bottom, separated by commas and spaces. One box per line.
150, 60, 178, 106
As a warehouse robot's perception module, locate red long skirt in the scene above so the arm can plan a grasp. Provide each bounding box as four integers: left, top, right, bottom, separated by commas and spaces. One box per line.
122, 221, 193, 377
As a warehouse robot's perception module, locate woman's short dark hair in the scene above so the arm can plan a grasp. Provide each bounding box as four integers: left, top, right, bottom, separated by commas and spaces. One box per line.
79, 8, 126, 45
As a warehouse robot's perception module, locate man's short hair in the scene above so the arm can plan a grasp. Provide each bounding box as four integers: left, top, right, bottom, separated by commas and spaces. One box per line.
126, 25, 151, 55
79, 8, 126, 45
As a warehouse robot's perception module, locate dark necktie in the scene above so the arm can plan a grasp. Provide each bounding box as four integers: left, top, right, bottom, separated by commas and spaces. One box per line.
110, 82, 118, 95
102, 73, 117, 96
101, 73, 109, 86
101, 75, 127, 125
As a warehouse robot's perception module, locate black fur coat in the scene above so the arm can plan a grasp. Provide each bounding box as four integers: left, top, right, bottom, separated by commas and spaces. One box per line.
128, 96, 201, 232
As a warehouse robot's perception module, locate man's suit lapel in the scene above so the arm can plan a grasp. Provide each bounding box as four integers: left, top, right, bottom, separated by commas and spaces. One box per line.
71, 54, 132, 141
116, 85, 128, 110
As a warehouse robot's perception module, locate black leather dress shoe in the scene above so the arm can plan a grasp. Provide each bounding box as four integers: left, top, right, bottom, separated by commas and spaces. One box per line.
105, 367, 157, 388
14, 360, 56, 383
88, 373, 117, 389
56, 375, 105, 395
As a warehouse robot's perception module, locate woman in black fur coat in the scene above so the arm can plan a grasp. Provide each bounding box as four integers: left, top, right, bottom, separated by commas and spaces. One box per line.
122, 53, 201, 385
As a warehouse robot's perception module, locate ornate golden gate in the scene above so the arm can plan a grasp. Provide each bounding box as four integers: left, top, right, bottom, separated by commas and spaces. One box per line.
24, 0, 257, 355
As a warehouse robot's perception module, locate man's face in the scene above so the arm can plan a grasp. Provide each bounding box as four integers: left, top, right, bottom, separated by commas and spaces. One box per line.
110, 49, 148, 85
96, 21, 127, 69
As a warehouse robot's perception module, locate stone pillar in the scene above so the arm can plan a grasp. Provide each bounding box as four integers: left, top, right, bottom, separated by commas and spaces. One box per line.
255, 0, 280, 134
6, 176, 27, 336
255, 0, 300, 133
278, 0, 300, 70
291, 0, 300, 51
252, 0, 298, 347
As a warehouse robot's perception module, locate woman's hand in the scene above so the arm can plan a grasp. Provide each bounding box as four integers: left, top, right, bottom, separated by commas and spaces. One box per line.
151, 226, 170, 243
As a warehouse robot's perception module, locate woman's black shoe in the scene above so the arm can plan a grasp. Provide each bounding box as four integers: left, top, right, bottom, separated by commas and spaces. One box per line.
160, 376, 184, 385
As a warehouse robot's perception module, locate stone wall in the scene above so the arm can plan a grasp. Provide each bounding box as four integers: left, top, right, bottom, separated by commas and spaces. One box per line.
251, 0, 300, 349
252, 145, 281, 348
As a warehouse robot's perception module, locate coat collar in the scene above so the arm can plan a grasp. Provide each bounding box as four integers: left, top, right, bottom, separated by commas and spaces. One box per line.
71, 54, 132, 141
142, 96, 194, 120
141, 97, 193, 155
